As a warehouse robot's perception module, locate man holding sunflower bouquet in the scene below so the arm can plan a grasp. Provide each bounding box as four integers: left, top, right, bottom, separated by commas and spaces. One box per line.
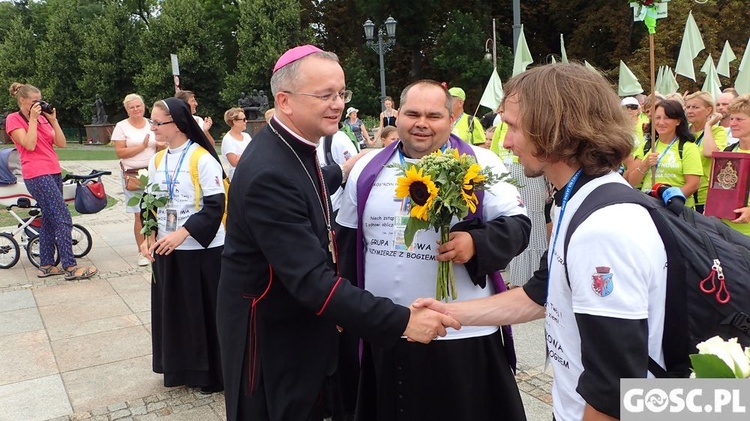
337, 79, 531, 421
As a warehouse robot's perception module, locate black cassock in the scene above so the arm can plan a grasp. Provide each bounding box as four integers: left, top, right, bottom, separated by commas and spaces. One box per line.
151, 192, 225, 390
217, 119, 410, 421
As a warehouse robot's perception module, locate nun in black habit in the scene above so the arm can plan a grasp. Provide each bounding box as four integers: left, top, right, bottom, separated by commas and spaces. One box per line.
140, 97, 227, 394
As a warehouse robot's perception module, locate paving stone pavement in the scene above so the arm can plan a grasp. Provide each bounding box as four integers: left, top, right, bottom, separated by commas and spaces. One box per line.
0, 159, 553, 421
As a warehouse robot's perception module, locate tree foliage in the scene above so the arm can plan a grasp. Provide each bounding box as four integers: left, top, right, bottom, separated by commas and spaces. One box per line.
0, 0, 745, 135
222, 0, 313, 107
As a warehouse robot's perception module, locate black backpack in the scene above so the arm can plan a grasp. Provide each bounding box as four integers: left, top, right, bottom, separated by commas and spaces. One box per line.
564, 182, 750, 377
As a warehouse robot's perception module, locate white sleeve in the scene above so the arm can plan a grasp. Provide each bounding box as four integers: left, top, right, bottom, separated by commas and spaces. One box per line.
221, 134, 243, 158
197, 153, 225, 197
473, 146, 528, 220
567, 204, 665, 319
194, 115, 205, 130
331, 131, 358, 165
111, 121, 126, 142
336, 152, 377, 229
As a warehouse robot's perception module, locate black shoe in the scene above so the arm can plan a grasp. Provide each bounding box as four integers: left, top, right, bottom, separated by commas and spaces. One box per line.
199, 385, 223, 394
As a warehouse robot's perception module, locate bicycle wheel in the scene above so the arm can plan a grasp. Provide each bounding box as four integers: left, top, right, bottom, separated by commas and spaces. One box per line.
26, 235, 61, 269
71, 224, 93, 258
0, 233, 20, 269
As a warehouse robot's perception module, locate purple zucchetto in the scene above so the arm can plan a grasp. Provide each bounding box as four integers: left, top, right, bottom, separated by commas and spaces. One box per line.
273, 45, 324, 73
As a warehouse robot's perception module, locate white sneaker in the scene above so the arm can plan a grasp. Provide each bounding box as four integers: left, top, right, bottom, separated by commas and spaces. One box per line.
137, 254, 150, 266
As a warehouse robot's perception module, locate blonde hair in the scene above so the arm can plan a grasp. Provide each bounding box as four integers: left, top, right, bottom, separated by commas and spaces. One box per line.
663, 92, 685, 107
728, 94, 750, 116
502, 63, 633, 176
9, 82, 40, 100
123, 93, 144, 108
685, 91, 715, 110
224, 107, 244, 125
264, 108, 275, 123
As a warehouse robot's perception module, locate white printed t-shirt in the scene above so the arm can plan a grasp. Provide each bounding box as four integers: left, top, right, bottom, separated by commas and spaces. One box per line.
317, 131, 359, 212
338, 143, 527, 340
546, 172, 667, 421
148, 141, 226, 250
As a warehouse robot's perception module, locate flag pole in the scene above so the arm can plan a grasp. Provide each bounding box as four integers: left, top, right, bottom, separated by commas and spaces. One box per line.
650, 33, 657, 186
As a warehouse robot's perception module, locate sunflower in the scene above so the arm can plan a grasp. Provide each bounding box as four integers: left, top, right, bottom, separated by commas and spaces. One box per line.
461, 163, 485, 213
395, 166, 439, 221
452, 148, 466, 163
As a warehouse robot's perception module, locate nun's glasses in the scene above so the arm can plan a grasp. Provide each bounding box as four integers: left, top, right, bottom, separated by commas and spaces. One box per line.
150, 120, 175, 127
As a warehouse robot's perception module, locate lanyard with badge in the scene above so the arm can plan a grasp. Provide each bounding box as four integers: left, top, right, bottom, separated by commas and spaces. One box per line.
653, 136, 677, 175
544, 168, 582, 371
547, 168, 583, 283
164, 141, 191, 232
392, 143, 449, 251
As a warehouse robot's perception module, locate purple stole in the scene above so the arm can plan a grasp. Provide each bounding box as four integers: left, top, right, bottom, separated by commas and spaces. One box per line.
355, 134, 516, 371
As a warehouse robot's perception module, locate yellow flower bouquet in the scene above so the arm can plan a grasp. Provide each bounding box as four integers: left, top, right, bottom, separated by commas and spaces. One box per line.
392, 148, 509, 301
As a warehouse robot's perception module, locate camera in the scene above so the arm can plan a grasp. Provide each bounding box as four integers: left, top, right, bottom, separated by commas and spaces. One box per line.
33, 100, 54, 114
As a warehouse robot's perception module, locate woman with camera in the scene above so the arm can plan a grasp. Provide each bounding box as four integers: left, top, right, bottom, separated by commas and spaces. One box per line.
112, 93, 166, 266
5, 82, 97, 280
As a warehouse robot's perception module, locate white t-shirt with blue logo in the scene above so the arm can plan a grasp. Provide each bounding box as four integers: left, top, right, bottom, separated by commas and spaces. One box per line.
545, 172, 667, 421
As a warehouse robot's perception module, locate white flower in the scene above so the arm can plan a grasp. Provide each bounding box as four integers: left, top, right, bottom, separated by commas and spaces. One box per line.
696, 336, 750, 378
137, 169, 149, 178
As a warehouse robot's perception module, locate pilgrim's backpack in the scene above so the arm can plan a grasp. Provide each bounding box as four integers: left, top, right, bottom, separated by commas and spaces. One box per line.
563, 182, 750, 377
154, 146, 230, 226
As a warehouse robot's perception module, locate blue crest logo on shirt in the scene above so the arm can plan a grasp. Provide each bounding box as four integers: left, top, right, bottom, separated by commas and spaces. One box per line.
591, 266, 613, 297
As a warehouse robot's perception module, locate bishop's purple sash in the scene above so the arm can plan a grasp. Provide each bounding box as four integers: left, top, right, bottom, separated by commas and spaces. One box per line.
355, 134, 516, 371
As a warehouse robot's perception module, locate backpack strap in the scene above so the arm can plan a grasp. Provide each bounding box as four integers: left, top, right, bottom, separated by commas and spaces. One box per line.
190, 146, 208, 211
323, 135, 334, 166
154, 149, 166, 171
562, 182, 689, 377
724, 143, 741, 152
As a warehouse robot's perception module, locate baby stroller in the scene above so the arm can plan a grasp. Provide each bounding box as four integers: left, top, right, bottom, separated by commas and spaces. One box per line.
0, 148, 111, 268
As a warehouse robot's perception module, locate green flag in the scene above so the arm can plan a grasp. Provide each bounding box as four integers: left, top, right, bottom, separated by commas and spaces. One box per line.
700, 55, 722, 100
643, 5, 658, 34
701, 54, 722, 91
735, 38, 750, 95
655, 66, 665, 94
512, 25, 533, 77
717, 41, 737, 78
675, 11, 705, 81
664, 66, 680, 95
479, 68, 504, 111
584, 60, 599, 74
618, 60, 643, 96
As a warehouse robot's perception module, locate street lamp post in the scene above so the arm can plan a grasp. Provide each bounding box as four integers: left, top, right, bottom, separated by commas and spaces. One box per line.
363, 17, 397, 111
484, 18, 497, 69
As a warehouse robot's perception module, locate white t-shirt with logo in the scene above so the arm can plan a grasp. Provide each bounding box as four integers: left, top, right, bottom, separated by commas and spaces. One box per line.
546, 172, 667, 421
338, 144, 527, 340
221, 132, 251, 181
317, 131, 359, 212
148, 141, 225, 250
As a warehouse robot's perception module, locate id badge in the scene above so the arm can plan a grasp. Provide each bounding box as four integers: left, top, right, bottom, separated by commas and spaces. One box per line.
393, 213, 412, 251
165, 206, 178, 233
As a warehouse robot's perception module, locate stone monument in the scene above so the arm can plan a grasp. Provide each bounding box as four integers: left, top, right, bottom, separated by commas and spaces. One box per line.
239, 89, 270, 135
84, 95, 114, 144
